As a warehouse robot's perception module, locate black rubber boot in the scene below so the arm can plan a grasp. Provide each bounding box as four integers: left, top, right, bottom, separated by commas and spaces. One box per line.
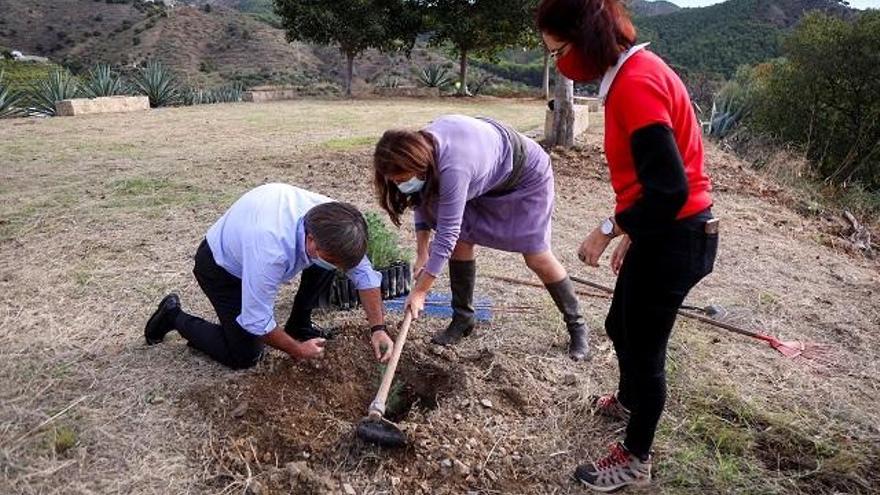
545, 277, 590, 361
431, 259, 476, 346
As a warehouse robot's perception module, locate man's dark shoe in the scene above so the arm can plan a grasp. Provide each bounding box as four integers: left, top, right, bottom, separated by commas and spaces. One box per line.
290, 322, 336, 342
144, 293, 180, 345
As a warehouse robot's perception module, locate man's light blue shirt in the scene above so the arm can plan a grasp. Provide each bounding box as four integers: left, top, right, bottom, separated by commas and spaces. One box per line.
205, 184, 381, 336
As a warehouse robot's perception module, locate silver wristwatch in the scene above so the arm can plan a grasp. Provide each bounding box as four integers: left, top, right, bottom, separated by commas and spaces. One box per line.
600, 217, 615, 238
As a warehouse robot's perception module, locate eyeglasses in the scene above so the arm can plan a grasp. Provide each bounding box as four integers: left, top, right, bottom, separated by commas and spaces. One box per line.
548, 43, 569, 59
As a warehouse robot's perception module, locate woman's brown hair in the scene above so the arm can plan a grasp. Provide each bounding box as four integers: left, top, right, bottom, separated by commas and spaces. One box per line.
373, 129, 438, 227
537, 0, 637, 73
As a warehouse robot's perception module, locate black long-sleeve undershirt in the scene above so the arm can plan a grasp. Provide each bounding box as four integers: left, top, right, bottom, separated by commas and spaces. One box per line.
615, 124, 689, 239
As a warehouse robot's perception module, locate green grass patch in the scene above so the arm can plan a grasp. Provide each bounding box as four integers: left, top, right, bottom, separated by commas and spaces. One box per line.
321, 135, 377, 151
52, 425, 77, 455
0, 60, 64, 91
106, 177, 209, 209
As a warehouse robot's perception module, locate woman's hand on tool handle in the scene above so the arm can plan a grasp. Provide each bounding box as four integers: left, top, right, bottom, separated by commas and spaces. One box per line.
610, 235, 632, 275
405, 269, 436, 320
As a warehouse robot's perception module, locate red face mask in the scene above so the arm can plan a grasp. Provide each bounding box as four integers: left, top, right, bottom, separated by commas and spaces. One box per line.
556, 47, 603, 82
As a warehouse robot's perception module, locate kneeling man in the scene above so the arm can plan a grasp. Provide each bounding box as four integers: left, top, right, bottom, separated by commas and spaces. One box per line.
144, 183, 394, 369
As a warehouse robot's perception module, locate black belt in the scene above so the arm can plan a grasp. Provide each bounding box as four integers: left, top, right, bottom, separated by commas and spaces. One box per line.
479, 117, 528, 196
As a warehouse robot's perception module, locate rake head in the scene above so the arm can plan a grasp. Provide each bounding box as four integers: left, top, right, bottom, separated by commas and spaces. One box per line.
768, 337, 806, 358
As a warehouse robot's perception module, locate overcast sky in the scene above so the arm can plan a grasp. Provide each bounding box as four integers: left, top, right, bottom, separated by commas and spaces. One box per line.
670, 0, 879, 8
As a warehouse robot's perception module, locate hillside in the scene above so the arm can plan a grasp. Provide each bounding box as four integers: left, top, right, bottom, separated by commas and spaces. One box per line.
636, 0, 852, 77
0, 0, 472, 91
0, 0, 857, 92
628, 0, 681, 16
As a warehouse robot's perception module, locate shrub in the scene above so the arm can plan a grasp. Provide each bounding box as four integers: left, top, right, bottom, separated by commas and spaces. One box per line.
742, 12, 880, 190
0, 70, 23, 118
26, 69, 80, 116
417, 64, 451, 89
132, 60, 179, 108
83, 64, 127, 98
471, 74, 494, 96
364, 212, 408, 268
376, 75, 401, 89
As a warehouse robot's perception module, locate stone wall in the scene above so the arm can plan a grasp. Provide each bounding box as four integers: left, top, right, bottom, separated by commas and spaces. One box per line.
55, 96, 150, 117
242, 87, 300, 103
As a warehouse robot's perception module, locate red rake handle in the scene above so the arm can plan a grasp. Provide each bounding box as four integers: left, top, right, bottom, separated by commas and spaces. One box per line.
568, 275, 772, 341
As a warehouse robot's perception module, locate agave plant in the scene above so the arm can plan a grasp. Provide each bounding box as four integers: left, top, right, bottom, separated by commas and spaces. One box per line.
212, 83, 243, 103
133, 60, 179, 108
27, 69, 80, 116
0, 70, 23, 118
417, 64, 451, 89
709, 76, 754, 139
83, 64, 127, 98
180, 86, 207, 106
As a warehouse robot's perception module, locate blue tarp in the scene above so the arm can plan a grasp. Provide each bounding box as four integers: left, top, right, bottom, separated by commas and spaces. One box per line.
383, 292, 493, 322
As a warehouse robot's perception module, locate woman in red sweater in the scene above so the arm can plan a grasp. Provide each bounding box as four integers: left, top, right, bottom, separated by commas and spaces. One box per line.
538, 0, 719, 491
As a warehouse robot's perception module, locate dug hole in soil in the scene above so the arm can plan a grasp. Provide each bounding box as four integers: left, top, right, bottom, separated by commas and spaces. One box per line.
188, 321, 476, 494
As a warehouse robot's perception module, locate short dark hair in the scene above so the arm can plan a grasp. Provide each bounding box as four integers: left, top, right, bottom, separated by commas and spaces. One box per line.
537, 0, 637, 74
304, 202, 368, 270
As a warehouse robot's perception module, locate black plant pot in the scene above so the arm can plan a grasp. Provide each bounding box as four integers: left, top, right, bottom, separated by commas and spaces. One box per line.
318, 261, 412, 310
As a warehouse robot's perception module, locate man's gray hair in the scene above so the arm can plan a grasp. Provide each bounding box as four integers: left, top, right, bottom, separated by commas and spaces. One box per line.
304, 202, 369, 270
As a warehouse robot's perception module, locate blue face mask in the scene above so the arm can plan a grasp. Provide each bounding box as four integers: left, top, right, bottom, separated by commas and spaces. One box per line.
312, 256, 338, 272
397, 177, 425, 195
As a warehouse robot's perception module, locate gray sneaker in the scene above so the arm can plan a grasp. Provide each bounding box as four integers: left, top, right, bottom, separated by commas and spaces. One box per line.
591, 393, 631, 422
574, 442, 651, 492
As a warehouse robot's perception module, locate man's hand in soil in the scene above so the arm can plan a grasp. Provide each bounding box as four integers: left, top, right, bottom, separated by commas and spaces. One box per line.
262, 327, 324, 361
295, 338, 326, 360
371, 331, 394, 363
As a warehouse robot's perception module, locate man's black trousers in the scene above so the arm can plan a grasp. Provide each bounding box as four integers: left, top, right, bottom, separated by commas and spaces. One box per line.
172, 239, 335, 369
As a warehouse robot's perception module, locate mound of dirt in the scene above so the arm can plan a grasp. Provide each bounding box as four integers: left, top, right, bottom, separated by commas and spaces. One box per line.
188, 323, 476, 494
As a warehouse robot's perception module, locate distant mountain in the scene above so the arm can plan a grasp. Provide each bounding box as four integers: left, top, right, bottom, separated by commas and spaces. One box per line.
628, 0, 681, 17
634, 0, 853, 77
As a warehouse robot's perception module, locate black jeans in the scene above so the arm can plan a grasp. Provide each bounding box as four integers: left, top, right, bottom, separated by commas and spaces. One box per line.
605, 210, 718, 459
173, 240, 336, 369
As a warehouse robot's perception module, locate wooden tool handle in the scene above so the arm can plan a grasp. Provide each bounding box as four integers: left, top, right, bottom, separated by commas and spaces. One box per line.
368, 310, 413, 417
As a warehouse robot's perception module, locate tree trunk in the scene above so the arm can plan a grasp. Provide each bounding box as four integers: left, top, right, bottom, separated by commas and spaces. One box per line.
458, 49, 471, 97
551, 69, 575, 147
542, 49, 551, 101
345, 52, 355, 98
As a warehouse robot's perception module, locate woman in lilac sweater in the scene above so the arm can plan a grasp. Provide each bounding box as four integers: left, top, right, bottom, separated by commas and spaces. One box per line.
373, 115, 588, 360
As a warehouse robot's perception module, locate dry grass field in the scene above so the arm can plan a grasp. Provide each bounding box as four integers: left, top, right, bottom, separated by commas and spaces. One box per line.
1, 98, 878, 494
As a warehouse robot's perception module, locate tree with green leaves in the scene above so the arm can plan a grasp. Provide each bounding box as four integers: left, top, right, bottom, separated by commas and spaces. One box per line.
422, 0, 536, 96
747, 11, 880, 189
274, 0, 423, 97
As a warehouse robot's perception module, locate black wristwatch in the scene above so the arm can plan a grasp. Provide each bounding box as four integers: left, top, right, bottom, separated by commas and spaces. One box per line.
370, 324, 388, 335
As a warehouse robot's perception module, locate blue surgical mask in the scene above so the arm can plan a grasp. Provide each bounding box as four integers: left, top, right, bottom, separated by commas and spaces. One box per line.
397, 177, 425, 195
312, 257, 338, 272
